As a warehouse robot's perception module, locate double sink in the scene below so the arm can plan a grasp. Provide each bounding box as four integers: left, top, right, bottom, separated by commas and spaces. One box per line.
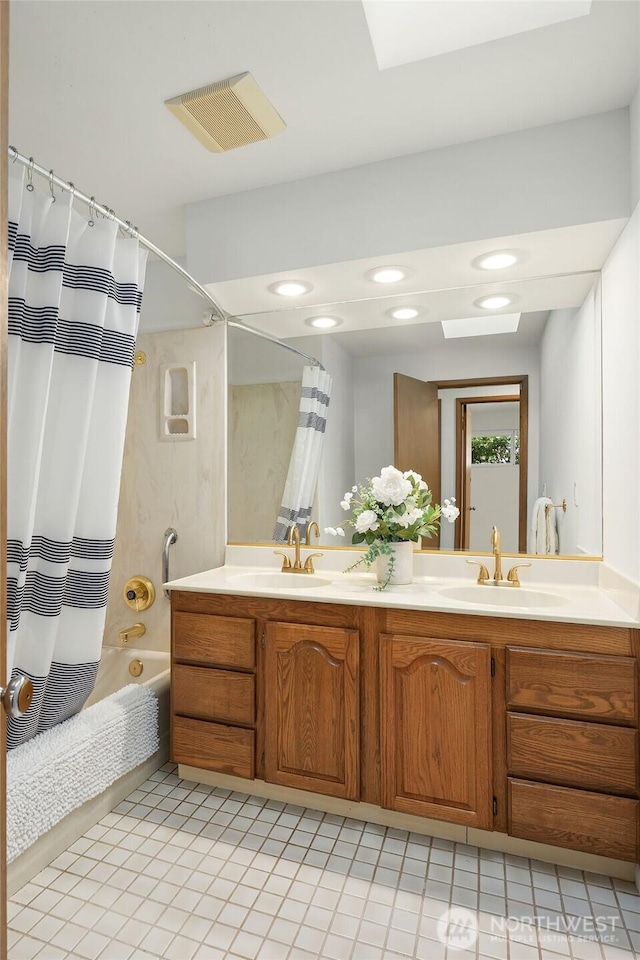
227, 571, 567, 609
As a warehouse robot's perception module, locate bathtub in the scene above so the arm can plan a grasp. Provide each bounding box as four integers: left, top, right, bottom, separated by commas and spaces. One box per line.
85, 645, 170, 711
8, 644, 171, 895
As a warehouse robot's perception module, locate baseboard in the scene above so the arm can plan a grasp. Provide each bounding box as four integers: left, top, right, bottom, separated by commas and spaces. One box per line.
179, 764, 637, 883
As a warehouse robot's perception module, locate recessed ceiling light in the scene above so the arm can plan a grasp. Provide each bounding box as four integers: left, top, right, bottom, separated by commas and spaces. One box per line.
473, 250, 520, 271
367, 266, 408, 284
474, 294, 515, 310
268, 280, 313, 297
388, 306, 419, 321
442, 313, 521, 339
305, 315, 342, 329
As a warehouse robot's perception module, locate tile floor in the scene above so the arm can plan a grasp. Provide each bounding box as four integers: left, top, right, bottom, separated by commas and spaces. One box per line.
7, 763, 640, 960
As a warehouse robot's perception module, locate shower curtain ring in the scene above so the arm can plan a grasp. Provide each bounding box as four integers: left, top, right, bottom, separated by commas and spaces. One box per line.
48, 170, 56, 203
67, 181, 76, 199
26, 157, 34, 192
88, 197, 96, 227
9, 145, 18, 163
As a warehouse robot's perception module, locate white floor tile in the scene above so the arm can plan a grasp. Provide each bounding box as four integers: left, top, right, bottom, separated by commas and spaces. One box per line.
9, 760, 640, 960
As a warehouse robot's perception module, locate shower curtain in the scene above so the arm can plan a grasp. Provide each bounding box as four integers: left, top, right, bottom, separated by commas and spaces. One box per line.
273, 365, 332, 541
6, 164, 147, 748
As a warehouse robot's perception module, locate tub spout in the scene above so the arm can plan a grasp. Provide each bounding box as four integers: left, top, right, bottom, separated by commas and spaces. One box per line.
119, 623, 146, 646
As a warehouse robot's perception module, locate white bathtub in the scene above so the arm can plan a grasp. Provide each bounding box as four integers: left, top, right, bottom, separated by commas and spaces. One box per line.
8, 645, 171, 894
85, 645, 170, 709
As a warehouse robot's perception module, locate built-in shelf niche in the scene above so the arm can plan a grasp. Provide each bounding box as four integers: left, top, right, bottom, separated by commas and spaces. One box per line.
160, 362, 196, 440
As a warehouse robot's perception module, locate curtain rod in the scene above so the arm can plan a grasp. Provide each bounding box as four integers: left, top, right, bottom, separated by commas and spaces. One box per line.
7, 147, 324, 370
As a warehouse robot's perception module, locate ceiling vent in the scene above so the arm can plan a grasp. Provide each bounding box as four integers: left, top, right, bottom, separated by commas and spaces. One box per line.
165, 72, 286, 153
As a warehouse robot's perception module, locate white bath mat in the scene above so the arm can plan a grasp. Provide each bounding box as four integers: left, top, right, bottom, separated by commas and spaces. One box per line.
7, 683, 159, 862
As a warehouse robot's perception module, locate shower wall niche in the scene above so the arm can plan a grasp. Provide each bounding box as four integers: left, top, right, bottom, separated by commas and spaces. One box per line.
161, 361, 196, 439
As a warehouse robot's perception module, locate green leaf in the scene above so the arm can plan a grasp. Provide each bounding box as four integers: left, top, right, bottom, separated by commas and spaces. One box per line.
352, 532, 366, 545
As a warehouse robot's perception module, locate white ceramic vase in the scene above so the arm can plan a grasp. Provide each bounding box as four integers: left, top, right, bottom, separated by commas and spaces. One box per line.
375, 540, 415, 586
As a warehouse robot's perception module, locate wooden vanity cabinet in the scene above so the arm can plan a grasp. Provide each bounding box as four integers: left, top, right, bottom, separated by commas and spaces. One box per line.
505, 645, 640, 861
264, 621, 360, 799
171, 590, 640, 864
380, 634, 493, 828
171, 609, 257, 778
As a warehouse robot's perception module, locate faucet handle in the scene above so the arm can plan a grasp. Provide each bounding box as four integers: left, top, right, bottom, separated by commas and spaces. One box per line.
273, 550, 292, 571
506, 562, 531, 587
303, 552, 323, 573
467, 560, 490, 584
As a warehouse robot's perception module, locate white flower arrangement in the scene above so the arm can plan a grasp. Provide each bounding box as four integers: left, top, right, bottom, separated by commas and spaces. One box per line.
325, 465, 460, 589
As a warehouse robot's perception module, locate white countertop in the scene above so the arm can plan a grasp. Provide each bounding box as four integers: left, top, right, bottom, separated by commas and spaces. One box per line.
166, 562, 639, 627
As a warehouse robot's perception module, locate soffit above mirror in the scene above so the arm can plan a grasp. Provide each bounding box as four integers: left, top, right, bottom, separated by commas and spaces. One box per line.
206, 221, 623, 336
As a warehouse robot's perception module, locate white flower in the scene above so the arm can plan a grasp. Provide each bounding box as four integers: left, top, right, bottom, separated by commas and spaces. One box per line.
340, 492, 353, 510
395, 506, 423, 528
336, 527, 345, 537
352, 485, 358, 493
324, 526, 338, 536
355, 510, 379, 533
441, 498, 460, 522
371, 466, 412, 506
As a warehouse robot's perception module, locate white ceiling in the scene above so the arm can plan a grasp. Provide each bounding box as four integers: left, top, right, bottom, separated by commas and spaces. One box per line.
9, 1, 639, 257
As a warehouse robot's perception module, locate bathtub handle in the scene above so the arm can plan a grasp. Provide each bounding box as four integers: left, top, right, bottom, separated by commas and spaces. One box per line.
163, 527, 178, 599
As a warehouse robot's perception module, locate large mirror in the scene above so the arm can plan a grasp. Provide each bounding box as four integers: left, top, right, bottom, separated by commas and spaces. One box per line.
228, 270, 602, 558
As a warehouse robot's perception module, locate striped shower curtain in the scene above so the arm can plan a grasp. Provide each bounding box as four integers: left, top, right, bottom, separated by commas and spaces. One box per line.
273, 365, 332, 541
6, 164, 147, 748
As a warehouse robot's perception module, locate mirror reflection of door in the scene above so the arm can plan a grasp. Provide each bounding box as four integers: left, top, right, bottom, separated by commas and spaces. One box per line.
458, 397, 521, 552
393, 373, 441, 547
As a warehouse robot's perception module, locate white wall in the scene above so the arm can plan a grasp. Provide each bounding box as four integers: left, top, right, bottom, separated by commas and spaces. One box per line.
104, 326, 226, 651
469, 466, 519, 554
601, 204, 640, 581
631, 84, 640, 211
539, 289, 602, 556
186, 110, 631, 283
353, 339, 540, 542
138, 257, 205, 334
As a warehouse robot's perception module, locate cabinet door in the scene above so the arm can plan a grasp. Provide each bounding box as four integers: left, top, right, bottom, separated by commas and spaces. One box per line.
380, 634, 492, 828
265, 622, 359, 800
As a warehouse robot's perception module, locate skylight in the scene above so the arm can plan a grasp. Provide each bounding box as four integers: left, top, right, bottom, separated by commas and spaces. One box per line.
441, 313, 521, 339
362, 1, 592, 71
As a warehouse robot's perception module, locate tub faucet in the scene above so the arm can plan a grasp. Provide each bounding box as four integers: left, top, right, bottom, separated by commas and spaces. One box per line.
119, 622, 146, 646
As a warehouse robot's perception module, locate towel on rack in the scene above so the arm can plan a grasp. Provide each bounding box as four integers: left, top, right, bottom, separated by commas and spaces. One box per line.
531, 497, 558, 555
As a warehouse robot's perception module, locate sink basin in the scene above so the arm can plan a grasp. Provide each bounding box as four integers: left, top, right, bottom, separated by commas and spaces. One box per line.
439, 585, 567, 608
229, 572, 332, 590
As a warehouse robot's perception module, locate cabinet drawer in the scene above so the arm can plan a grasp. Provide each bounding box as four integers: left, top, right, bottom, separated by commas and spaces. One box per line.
172, 716, 254, 779
174, 613, 255, 670
173, 664, 255, 726
507, 647, 637, 723
508, 713, 638, 795
508, 778, 639, 862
